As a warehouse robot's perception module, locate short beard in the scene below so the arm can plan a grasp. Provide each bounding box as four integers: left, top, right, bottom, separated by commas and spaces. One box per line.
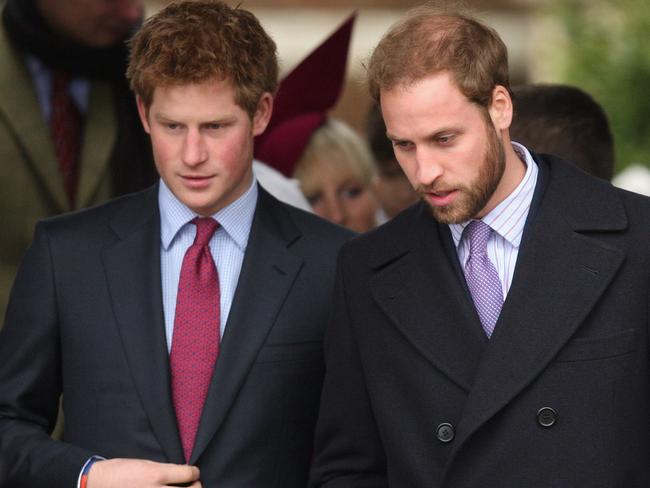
422, 120, 505, 224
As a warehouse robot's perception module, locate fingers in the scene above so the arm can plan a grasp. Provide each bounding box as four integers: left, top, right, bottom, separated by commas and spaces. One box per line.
86, 458, 200, 488
159, 463, 200, 485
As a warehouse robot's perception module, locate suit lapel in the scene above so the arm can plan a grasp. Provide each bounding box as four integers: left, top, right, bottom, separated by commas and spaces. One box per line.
445, 158, 627, 474
370, 205, 486, 393
102, 186, 185, 463
76, 80, 117, 208
0, 27, 68, 212
190, 188, 304, 463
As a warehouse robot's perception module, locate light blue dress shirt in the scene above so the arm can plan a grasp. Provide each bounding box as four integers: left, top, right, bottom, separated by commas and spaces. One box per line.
159, 177, 258, 351
75, 180, 257, 486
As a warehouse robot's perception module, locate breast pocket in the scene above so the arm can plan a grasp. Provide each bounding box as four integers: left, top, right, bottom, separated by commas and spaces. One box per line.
555, 328, 637, 362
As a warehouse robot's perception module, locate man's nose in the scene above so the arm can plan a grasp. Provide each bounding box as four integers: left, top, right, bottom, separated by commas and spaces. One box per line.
182, 130, 208, 167
414, 148, 444, 187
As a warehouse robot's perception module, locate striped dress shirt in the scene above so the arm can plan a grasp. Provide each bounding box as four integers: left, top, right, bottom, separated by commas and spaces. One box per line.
159, 177, 257, 352
449, 142, 538, 299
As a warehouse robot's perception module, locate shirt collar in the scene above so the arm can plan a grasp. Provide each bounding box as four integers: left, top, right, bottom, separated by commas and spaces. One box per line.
24, 55, 89, 118
449, 141, 538, 249
159, 176, 258, 251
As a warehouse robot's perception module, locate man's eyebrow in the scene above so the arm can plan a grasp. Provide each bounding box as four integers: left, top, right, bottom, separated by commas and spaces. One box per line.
201, 115, 236, 124
153, 114, 236, 124
386, 131, 405, 142
386, 127, 461, 143
154, 113, 178, 123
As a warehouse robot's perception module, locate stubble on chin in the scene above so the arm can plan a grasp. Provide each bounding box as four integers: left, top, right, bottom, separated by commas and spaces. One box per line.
421, 188, 475, 224
421, 128, 506, 225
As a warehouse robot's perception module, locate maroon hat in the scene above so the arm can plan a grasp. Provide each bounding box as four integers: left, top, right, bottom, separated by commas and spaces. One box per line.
254, 13, 356, 177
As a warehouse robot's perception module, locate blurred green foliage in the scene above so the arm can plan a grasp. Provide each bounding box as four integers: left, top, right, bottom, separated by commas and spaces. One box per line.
550, 0, 650, 170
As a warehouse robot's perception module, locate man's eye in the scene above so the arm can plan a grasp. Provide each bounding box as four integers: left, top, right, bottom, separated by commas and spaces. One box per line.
393, 140, 413, 151
437, 134, 455, 145
166, 123, 181, 130
206, 123, 222, 130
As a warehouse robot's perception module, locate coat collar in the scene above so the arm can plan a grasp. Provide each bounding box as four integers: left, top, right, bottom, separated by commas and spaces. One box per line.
0, 25, 67, 210
0, 23, 116, 212
369, 204, 487, 392
539, 153, 627, 232
366, 155, 628, 477
444, 154, 627, 478
103, 185, 305, 463
101, 185, 186, 461
190, 186, 304, 462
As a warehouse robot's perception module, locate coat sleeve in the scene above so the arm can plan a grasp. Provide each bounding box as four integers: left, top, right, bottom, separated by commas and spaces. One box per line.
309, 250, 388, 488
0, 222, 94, 487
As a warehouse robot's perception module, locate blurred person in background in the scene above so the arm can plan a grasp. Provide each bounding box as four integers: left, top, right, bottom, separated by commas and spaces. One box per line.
256, 13, 382, 233
293, 117, 381, 233
366, 102, 419, 219
510, 84, 650, 196
0, 0, 156, 321
510, 83, 614, 181
252, 158, 312, 212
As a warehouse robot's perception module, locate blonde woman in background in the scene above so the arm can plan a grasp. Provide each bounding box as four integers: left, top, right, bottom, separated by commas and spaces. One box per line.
294, 118, 381, 232
255, 15, 384, 233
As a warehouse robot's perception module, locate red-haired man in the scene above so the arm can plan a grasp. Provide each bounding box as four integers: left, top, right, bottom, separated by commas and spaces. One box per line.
0, 2, 351, 487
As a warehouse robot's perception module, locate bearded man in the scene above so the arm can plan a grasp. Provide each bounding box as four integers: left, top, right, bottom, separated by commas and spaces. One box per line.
310, 6, 650, 488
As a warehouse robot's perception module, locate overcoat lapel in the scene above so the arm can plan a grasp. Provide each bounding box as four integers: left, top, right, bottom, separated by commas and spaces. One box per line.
102, 186, 185, 463
0, 26, 68, 212
76, 80, 117, 208
0, 24, 117, 212
190, 188, 304, 463
444, 159, 627, 476
370, 204, 487, 393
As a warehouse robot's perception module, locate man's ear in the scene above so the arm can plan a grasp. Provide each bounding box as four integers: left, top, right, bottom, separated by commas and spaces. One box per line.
252, 92, 274, 136
136, 95, 151, 134
488, 85, 513, 131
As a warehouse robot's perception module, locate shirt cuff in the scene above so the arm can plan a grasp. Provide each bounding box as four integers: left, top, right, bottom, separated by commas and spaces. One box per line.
77, 455, 105, 488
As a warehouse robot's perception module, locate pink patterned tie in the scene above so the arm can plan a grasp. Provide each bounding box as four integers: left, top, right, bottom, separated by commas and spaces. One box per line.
50, 71, 82, 208
462, 220, 504, 337
171, 217, 221, 462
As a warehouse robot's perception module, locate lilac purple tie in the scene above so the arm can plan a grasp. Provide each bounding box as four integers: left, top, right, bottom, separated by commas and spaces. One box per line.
462, 220, 503, 337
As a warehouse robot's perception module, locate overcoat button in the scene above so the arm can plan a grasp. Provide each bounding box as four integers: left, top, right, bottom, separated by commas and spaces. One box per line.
537, 407, 557, 427
436, 423, 455, 443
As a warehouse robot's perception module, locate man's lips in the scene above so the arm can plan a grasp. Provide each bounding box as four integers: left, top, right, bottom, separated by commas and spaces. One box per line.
424, 189, 458, 206
180, 174, 214, 188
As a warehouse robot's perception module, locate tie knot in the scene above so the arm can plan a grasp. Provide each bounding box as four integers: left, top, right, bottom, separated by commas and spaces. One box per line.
192, 217, 219, 247
464, 220, 492, 255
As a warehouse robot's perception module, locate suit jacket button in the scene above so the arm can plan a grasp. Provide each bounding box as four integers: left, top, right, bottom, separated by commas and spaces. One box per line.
537, 407, 557, 427
436, 423, 455, 443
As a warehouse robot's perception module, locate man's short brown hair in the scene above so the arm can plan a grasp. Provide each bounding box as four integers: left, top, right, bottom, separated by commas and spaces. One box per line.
510, 84, 615, 181
126, 0, 278, 117
367, 6, 510, 109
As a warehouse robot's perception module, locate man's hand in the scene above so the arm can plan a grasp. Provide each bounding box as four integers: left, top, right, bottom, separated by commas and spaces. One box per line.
87, 458, 201, 488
